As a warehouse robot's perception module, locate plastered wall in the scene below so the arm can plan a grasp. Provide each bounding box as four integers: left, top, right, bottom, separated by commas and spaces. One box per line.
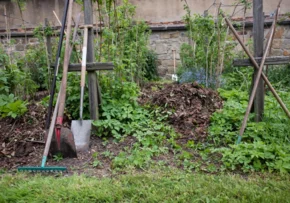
1, 0, 290, 29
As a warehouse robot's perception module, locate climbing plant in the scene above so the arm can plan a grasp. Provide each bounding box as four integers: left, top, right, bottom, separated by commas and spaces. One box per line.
180, 3, 235, 89
93, 0, 154, 84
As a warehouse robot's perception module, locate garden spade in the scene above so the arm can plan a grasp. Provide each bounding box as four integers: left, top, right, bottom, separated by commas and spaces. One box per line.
51, 0, 77, 158
71, 25, 92, 152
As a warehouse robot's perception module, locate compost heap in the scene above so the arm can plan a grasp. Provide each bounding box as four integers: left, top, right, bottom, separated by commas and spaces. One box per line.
139, 82, 223, 142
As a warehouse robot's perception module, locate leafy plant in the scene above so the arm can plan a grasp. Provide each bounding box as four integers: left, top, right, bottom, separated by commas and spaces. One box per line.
53, 153, 63, 162
179, 6, 235, 88
92, 152, 103, 167
92, 80, 177, 169
0, 94, 28, 119
208, 88, 290, 173
95, 0, 152, 84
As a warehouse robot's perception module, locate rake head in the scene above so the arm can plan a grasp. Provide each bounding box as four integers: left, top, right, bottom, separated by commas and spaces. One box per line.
17, 166, 67, 173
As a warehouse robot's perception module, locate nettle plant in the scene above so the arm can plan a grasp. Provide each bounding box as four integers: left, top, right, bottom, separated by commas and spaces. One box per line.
180, 3, 235, 89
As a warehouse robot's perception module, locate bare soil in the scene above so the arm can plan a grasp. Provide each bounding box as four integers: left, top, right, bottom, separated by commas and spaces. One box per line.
0, 83, 223, 175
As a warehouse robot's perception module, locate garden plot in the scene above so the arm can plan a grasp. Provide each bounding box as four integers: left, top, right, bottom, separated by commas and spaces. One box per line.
0, 82, 223, 175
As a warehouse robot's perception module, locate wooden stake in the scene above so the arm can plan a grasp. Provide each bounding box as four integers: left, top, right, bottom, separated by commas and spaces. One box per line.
238, 0, 282, 143
84, 0, 100, 120
252, 0, 265, 122
222, 13, 290, 122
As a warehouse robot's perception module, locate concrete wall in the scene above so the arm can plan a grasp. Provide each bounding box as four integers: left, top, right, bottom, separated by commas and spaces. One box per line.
130, 0, 290, 23
1, 0, 290, 29
0, 0, 83, 29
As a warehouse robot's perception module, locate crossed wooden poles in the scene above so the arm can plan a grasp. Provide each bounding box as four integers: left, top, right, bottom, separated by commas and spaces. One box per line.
222, 0, 290, 144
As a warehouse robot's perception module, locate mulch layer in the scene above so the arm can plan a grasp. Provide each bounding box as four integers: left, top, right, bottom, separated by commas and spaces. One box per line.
0, 82, 223, 175
139, 82, 223, 144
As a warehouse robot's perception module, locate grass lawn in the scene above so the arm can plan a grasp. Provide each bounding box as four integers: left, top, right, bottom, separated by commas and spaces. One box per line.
0, 169, 289, 202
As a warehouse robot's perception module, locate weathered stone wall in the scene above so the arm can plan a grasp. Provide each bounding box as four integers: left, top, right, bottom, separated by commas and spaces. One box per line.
149, 31, 187, 77
232, 25, 290, 57
1, 23, 290, 78
270, 27, 290, 56
150, 24, 290, 78
1, 37, 41, 58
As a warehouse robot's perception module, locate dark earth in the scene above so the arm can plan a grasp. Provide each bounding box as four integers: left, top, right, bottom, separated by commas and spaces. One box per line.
0, 83, 223, 176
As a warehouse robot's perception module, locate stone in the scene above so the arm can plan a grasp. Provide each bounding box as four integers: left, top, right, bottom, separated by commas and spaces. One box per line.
167, 66, 175, 74
180, 36, 189, 43
283, 49, 290, 56
156, 60, 162, 66
180, 32, 187, 37
157, 66, 167, 77
160, 33, 171, 39
26, 44, 37, 49
14, 38, 22, 44
274, 27, 285, 39
29, 38, 39, 43
284, 29, 290, 39
162, 60, 174, 66
281, 39, 290, 49
170, 32, 180, 38
155, 42, 168, 54
170, 42, 180, 51
237, 31, 248, 35
149, 44, 156, 50
272, 40, 282, 49
150, 34, 160, 41
15, 44, 25, 51
157, 54, 171, 60
271, 49, 282, 56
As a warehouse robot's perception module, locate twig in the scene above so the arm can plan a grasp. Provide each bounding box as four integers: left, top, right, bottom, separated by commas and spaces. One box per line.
53, 11, 67, 35
25, 139, 45, 144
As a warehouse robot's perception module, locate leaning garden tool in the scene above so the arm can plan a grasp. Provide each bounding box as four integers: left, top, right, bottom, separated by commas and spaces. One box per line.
71, 25, 93, 151
51, 0, 77, 158
45, 0, 69, 139
172, 49, 178, 81
18, 90, 67, 172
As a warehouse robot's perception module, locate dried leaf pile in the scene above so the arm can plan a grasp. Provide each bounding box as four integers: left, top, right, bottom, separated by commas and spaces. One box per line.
139, 82, 223, 142
0, 102, 47, 169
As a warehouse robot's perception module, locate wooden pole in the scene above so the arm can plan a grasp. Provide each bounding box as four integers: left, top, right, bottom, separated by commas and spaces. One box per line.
252, 0, 264, 122
45, 18, 52, 63
222, 14, 290, 120
238, 1, 281, 143
44, 18, 52, 91
233, 56, 290, 66
84, 0, 99, 120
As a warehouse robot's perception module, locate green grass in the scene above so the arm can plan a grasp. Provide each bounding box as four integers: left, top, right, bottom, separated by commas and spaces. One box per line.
0, 170, 289, 202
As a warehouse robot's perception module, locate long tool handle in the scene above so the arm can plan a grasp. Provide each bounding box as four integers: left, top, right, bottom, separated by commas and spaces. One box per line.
57, 0, 74, 123
238, 1, 282, 143
69, 13, 81, 57
45, 0, 70, 133
41, 89, 61, 167
173, 49, 176, 74
222, 14, 290, 119
80, 27, 89, 120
